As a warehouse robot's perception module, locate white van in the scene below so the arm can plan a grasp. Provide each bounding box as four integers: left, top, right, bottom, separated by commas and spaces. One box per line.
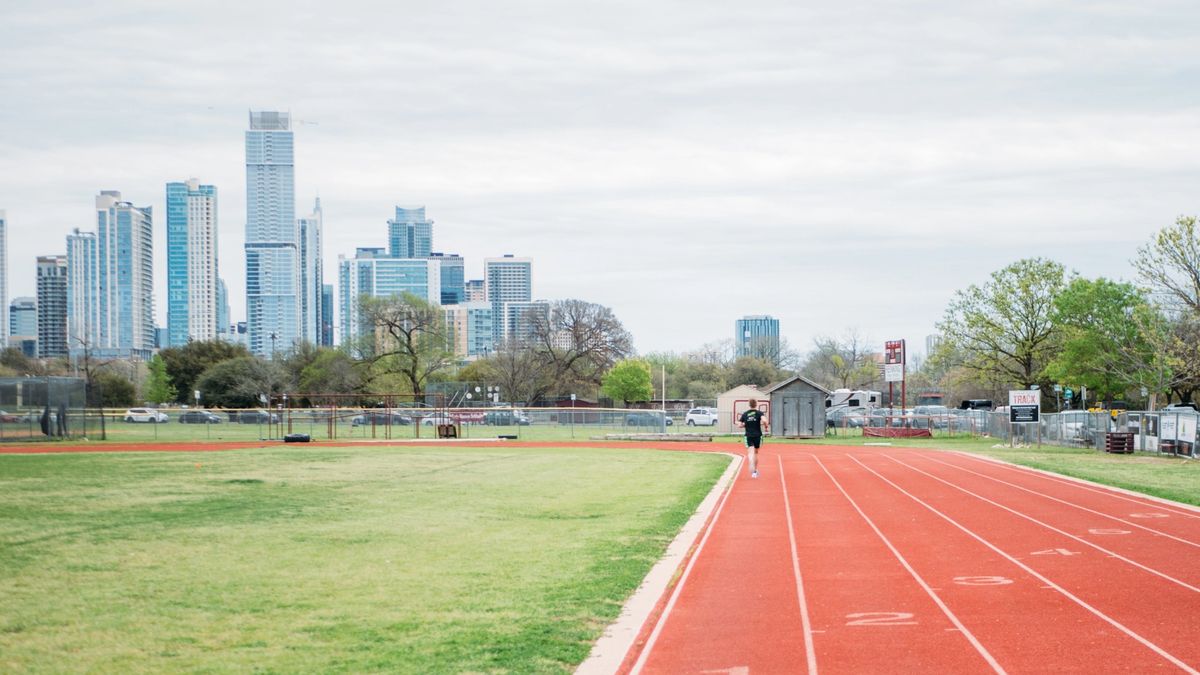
685, 407, 719, 426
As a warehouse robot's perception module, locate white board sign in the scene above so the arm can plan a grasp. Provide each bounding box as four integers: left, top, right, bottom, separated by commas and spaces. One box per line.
884, 363, 903, 383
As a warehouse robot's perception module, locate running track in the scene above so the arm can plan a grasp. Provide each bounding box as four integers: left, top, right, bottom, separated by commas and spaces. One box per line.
626, 444, 1200, 674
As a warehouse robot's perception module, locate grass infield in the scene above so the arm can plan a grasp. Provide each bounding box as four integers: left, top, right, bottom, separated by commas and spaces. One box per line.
0, 444, 729, 673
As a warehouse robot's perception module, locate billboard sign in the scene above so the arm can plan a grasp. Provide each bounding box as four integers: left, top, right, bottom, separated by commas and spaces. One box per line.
884, 363, 904, 382
884, 340, 905, 365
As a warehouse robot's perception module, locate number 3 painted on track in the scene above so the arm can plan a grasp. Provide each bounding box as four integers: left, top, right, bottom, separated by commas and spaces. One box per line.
953, 576, 1013, 586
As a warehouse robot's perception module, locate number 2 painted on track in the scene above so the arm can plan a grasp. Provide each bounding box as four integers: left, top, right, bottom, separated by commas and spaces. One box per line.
846, 612, 917, 626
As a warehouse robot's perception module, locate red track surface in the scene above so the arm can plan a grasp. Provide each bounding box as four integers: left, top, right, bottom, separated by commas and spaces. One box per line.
7, 439, 1200, 672
630, 444, 1200, 674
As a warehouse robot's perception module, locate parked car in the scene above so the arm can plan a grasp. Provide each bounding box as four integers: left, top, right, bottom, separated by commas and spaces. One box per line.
420, 412, 464, 426
352, 411, 413, 426
483, 409, 530, 426
227, 409, 279, 424
913, 405, 954, 429
0, 410, 20, 423
178, 410, 222, 424
827, 406, 868, 429
625, 412, 673, 427
684, 407, 719, 426
124, 408, 169, 423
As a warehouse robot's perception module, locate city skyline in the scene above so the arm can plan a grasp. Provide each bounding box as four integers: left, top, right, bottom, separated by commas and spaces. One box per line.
3, 3, 1198, 356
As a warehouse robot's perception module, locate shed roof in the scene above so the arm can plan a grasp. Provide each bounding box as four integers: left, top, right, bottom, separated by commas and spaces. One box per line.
762, 375, 832, 395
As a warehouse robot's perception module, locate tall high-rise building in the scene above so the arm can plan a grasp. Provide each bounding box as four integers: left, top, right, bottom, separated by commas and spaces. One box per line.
338, 251, 442, 345
387, 206, 433, 259
9, 297, 37, 357
95, 191, 155, 358
66, 229, 99, 353
245, 110, 298, 357
500, 300, 549, 346
320, 283, 334, 346
0, 210, 7, 347
431, 252, 464, 305
485, 255, 532, 346
735, 315, 780, 359
464, 279, 486, 302
298, 197, 323, 345
36, 255, 68, 358
166, 179, 219, 347
216, 279, 230, 337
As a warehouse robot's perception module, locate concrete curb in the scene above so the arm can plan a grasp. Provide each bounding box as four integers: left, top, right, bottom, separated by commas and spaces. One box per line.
575, 452, 742, 674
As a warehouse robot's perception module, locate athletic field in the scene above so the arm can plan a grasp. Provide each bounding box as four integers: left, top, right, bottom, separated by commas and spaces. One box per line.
0, 443, 727, 673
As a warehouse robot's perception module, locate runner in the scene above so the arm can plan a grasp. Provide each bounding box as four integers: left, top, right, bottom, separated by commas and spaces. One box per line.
737, 398, 767, 478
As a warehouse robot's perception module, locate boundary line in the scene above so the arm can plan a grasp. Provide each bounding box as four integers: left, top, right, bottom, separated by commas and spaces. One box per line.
778, 455, 819, 675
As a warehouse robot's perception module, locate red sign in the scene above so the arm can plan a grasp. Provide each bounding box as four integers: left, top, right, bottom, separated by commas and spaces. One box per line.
884, 339, 906, 365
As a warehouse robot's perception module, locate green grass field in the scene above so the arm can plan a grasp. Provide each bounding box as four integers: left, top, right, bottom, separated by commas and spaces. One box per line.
0, 444, 729, 673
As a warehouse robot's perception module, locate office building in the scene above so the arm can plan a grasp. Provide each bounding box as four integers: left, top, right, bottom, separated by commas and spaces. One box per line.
485, 255, 532, 345
735, 315, 780, 359
431, 252, 464, 305
245, 110, 299, 357
464, 279, 486, 302
387, 206, 433, 259
216, 279, 230, 336
65, 229, 99, 353
338, 252, 442, 344
36, 255, 68, 358
0, 210, 7, 347
93, 191, 155, 358
444, 301, 495, 359
500, 300, 550, 345
298, 197, 323, 345
320, 283, 334, 346
9, 296, 36, 356
166, 179, 219, 346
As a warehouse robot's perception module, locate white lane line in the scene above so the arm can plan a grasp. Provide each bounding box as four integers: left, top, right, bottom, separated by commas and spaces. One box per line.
811, 455, 1006, 675
778, 455, 819, 675
630, 455, 743, 675
916, 454, 1200, 549
879, 454, 1200, 594
848, 454, 1199, 675
950, 452, 1200, 520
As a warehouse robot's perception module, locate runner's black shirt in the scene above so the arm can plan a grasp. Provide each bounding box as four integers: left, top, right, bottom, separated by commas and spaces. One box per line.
740, 409, 764, 437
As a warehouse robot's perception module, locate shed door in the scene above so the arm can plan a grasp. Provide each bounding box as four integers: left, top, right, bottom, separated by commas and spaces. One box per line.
799, 395, 816, 435
782, 397, 799, 436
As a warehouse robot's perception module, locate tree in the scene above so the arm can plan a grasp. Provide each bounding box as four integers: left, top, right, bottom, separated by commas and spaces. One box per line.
528, 299, 634, 394
357, 293, 455, 398
477, 341, 554, 405
159, 340, 252, 404
728, 356, 780, 388
800, 330, 879, 390
1133, 215, 1200, 312
92, 370, 136, 408
937, 258, 1066, 389
194, 356, 287, 408
297, 349, 365, 403
601, 359, 654, 406
143, 354, 178, 405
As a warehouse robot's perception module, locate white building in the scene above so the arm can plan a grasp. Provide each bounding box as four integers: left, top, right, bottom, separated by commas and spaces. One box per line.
298, 197, 324, 345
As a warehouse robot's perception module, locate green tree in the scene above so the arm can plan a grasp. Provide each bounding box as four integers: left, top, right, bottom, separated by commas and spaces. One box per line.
728, 356, 780, 388
195, 356, 286, 408
92, 370, 137, 408
297, 349, 364, 403
159, 340, 252, 404
937, 258, 1066, 389
601, 359, 654, 406
143, 354, 178, 405
356, 293, 455, 399
800, 330, 879, 390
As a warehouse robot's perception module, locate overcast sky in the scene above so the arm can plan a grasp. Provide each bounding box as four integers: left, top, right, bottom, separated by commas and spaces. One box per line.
3, 0, 1198, 357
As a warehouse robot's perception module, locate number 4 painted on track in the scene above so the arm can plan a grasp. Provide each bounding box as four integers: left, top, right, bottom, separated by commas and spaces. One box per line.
1032, 548, 1080, 556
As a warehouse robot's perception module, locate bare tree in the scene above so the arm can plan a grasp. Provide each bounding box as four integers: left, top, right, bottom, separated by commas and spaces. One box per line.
801, 329, 879, 390
1133, 215, 1200, 313
357, 293, 455, 398
528, 299, 634, 394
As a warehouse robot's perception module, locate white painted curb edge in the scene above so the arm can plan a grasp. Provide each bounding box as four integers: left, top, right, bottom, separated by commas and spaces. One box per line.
575, 452, 742, 674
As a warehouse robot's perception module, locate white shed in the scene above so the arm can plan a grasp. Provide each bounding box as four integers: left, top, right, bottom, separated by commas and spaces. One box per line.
716, 384, 770, 433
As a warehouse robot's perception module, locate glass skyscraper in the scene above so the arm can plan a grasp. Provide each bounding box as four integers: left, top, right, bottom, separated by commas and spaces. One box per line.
320, 283, 334, 346
485, 255, 533, 346
66, 229, 99, 354
166, 179, 219, 347
94, 191, 155, 358
298, 197, 323, 345
9, 296, 36, 357
245, 110, 298, 357
388, 206, 433, 258
431, 252, 464, 305
36, 255, 67, 358
337, 252, 442, 344
735, 315, 780, 359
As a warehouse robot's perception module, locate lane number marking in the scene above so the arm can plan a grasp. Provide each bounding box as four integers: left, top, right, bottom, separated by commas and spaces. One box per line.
953, 576, 1013, 586
846, 612, 917, 626
1032, 548, 1080, 556
1129, 513, 1169, 519
1088, 528, 1131, 535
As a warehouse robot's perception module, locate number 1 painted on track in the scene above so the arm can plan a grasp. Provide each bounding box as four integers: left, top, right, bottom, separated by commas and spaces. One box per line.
1032, 549, 1080, 556
846, 612, 917, 626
